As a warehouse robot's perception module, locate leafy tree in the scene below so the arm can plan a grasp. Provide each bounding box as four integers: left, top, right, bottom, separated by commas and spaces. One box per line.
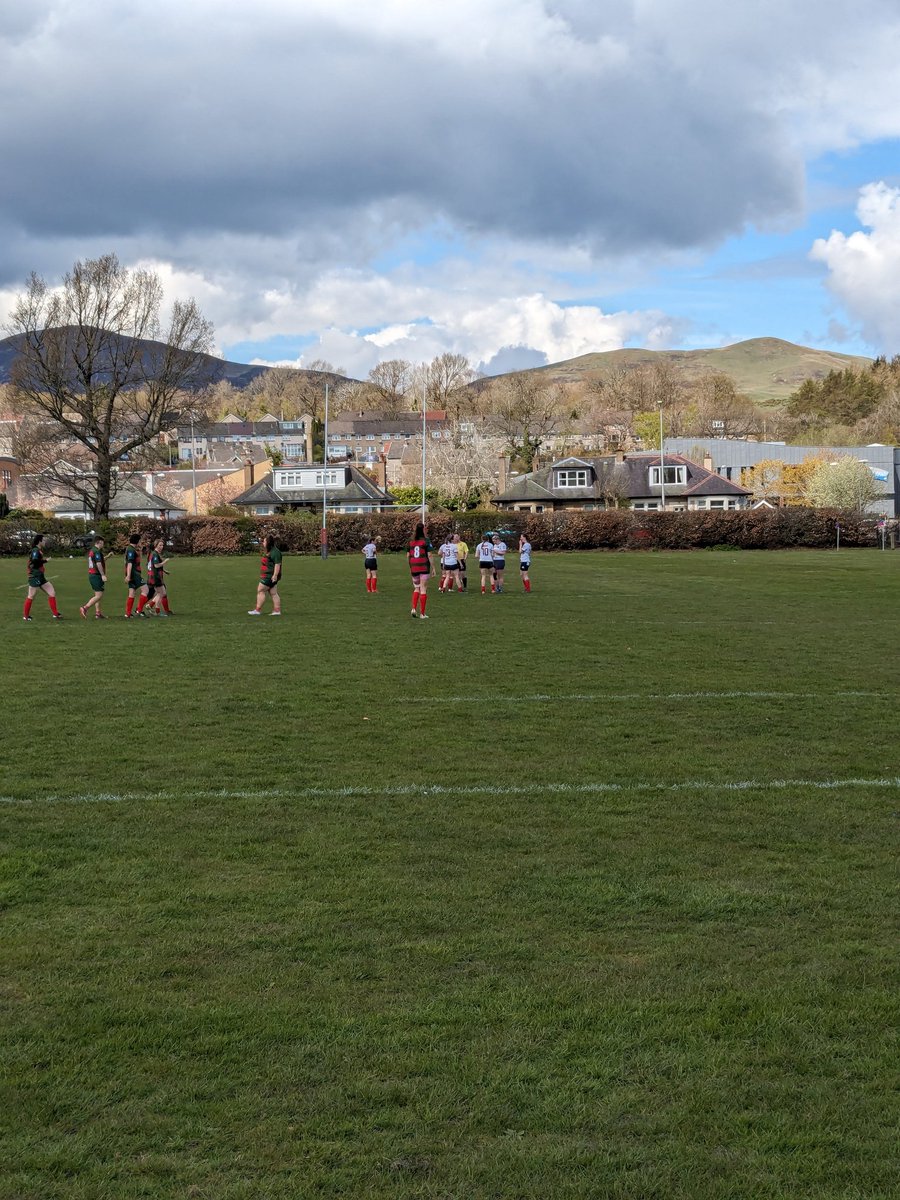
806, 455, 881, 512
6, 253, 214, 518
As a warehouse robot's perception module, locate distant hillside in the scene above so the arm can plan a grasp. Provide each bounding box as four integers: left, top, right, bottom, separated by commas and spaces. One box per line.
526, 338, 874, 403
0, 332, 873, 404
0, 332, 346, 392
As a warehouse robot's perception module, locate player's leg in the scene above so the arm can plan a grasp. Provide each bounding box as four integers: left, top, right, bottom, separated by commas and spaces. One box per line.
23, 584, 38, 620
269, 583, 282, 615
42, 581, 61, 617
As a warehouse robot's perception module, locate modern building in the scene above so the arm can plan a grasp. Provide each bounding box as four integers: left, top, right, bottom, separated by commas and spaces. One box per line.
663, 438, 900, 517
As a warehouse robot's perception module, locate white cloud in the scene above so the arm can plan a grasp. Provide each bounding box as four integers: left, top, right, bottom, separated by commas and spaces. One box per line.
811, 182, 900, 351
4, 2, 900, 363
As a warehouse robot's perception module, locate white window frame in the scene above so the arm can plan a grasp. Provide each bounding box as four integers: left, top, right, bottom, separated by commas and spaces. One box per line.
556, 469, 589, 488
649, 465, 687, 487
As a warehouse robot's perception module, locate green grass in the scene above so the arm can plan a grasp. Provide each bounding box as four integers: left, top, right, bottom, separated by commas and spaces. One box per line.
1, 550, 898, 1199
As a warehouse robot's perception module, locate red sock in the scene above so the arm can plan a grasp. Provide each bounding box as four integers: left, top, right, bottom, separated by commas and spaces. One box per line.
137, 594, 147, 614
48, 595, 59, 616
23, 597, 33, 618
524, 579, 531, 592
412, 590, 420, 611
419, 594, 427, 615
126, 596, 134, 616
162, 596, 171, 612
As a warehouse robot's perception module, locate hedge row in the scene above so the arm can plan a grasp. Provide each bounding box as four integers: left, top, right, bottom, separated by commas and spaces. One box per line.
0, 507, 883, 557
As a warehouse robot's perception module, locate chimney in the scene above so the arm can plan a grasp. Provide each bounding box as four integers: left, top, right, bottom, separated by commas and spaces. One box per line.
498, 454, 510, 493
145, 472, 154, 493
703, 453, 714, 472
244, 457, 254, 491
374, 455, 388, 492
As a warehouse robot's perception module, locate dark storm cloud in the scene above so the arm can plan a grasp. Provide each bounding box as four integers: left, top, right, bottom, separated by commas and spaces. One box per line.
1, 0, 898, 289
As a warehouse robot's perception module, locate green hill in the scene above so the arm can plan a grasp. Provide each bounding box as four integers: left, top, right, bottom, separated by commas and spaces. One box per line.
529, 337, 873, 403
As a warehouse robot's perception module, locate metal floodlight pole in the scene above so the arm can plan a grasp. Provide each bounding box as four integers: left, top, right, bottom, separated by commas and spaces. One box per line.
321, 383, 329, 559
421, 374, 427, 523
190, 410, 198, 514
658, 403, 666, 511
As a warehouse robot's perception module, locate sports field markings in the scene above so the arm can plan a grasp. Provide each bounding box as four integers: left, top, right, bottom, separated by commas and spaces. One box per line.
3, 777, 900, 806
394, 689, 891, 704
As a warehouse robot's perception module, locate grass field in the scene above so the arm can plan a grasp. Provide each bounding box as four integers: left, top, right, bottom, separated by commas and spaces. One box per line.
1, 549, 898, 1199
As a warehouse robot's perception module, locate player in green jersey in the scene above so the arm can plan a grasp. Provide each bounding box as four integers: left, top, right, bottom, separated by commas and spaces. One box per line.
248, 534, 283, 616
146, 537, 171, 615
22, 533, 62, 620
124, 533, 150, 618
79, 535, 108, 619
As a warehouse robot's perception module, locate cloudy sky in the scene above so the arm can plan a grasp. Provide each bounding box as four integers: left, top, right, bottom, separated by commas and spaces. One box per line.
1, 0, 900, 377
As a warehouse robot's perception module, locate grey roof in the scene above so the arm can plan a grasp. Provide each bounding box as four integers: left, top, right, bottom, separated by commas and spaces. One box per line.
53, 479, 188, 516
232, 466, 394, 508
494, 453, 751, 503
230, 479, 281, 506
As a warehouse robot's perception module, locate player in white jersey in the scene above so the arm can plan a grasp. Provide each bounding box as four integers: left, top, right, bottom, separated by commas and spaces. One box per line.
491, 535, 508, 592
363, 537, 379, 593
476, 536, 495, 593
438, 538, 461, 592
519, 535, 532, 592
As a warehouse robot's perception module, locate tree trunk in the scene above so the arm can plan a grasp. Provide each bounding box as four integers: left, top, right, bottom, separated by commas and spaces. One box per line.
94, 454, 113, 520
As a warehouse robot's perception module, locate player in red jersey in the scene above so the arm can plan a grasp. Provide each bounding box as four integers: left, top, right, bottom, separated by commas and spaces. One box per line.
407, 521, 434, 618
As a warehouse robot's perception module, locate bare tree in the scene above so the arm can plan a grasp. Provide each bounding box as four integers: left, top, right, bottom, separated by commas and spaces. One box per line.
684, 374, 763, 439
6, 253, 214, 518
427, 430, 501, 502
489, 374, 569, 470
368, 359, 413, 412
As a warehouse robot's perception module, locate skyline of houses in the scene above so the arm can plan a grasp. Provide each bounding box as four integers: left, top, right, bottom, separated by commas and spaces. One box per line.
2, 407, 899, 518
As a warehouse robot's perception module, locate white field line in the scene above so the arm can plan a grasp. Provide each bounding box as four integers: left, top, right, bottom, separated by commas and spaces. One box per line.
394, 690, 891, 704
3, 778, 900, 807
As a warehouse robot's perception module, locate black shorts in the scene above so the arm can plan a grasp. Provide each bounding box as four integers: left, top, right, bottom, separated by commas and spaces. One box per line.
364, 558, 378, 571
479, 560, 493, 570
147, 585, 157, 600
28, 575, 47, 589
89, 576, 105, 592
443, 562, 459, 572
493, 560, 505, 571
458, 560, 467, 572
260, 579, 278, 591
520, 561, 530, 572
128, 575, 144, 590
410, 570, 429, 581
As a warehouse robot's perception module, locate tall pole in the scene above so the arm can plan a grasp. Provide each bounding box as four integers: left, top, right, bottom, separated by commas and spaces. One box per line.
190, 411, 198, 515
658, 403, 666, 512
421, 374, 427, 523
321, 383, 329, 559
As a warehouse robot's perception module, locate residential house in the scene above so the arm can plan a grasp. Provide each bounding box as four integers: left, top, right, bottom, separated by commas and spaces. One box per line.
231, 462, 395, 516
176, 414, 310, 463
326, 410, 450, 462
143, 458, 272, 515
52, 478, 187, 520
493, 453, 752, 512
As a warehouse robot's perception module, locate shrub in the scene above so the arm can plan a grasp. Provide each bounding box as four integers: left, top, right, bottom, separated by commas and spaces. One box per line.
0, 507, 883, 557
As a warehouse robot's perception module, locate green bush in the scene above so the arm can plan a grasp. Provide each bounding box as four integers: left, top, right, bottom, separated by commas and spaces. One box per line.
0, 507, 881, 557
